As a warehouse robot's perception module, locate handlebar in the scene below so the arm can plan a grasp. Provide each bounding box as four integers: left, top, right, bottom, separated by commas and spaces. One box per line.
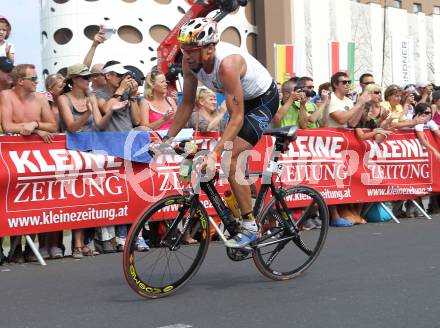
148, 140, 200, 159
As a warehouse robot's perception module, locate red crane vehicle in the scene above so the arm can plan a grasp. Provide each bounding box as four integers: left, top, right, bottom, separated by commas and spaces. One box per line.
157, 0, 248, 90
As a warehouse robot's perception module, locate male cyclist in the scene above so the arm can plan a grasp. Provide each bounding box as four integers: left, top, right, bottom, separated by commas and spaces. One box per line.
162, 17, 279, 248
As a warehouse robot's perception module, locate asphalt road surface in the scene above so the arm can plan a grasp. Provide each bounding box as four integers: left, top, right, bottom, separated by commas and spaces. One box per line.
1, 216, 439, 328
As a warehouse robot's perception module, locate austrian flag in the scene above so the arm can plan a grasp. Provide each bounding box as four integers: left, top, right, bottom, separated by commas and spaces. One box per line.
329, 41, 355, 81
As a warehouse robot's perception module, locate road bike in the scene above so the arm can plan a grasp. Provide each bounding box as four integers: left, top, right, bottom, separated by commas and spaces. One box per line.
123, 126, 329, 298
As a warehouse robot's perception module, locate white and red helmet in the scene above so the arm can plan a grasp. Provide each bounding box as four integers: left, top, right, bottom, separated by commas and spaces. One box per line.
178, 17, 219, 48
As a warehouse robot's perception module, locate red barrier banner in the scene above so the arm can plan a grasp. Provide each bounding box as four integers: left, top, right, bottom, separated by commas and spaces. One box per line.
0, 129, 439, 236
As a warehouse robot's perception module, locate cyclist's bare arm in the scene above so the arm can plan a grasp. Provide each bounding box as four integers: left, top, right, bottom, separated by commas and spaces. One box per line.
213, 55, 246, 156
166, 61, 198, 138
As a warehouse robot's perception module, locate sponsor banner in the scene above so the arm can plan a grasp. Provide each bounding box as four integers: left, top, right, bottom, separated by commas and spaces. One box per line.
392, 36, 415, 86
1, 129, 439, 236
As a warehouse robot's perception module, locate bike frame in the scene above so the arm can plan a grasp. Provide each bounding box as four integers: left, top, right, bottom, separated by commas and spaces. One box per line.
166, 137, 299, 248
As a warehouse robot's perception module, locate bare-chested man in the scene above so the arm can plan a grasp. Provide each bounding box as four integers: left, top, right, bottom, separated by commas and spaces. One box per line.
1, 64, 57, 142
0, 64, 57, 263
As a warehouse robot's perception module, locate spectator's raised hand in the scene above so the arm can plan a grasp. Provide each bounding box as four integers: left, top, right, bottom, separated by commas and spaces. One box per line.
128, 79, 139, 97
111, 100, 129, 112
119, 75, 132, 92
163, 108, 175, 121
94, 29, 106, 45
85, 99, 94, 113
298, 92, 307, 105
358, 91, 372, 105
290, 91, 301, 103
321, 89, 331, 104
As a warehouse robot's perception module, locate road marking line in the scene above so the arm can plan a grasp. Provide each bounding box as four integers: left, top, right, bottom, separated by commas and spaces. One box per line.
156, 324, 192, 328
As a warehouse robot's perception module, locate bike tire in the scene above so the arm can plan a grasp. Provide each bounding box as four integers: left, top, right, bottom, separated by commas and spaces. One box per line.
253, 185, 329, 280
123, 194, 210, 299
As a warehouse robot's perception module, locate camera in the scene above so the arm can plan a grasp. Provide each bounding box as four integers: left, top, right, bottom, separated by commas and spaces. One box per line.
411, 92, 422, 103
432, 83, 440, 92
294, 85, 316, 98
123, 71, 136, 79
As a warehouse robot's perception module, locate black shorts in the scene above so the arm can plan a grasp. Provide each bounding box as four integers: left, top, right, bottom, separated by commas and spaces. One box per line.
238, 81, 279, 146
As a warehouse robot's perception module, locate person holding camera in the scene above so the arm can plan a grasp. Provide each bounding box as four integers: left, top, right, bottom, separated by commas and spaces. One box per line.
298, 86, 329, 129
95, 62, 141, 131
294, 76, 326, 128
93, 62, 142, 252
417, 81, 434, 104
272, 79, 300, 127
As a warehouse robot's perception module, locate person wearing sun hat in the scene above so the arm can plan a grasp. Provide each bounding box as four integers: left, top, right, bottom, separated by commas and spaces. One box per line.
94, 61, 144, 253
94, 61, 140, 132
58, 63, 129, 258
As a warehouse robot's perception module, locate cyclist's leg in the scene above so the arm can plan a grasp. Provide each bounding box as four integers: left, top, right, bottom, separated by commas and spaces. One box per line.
228, 136, 254, 215
225, 136, 258, 248
225, 82, 279, 248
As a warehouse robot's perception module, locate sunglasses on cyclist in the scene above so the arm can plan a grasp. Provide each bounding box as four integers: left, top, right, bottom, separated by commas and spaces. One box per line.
21, 76, 38, 82
422, 111, 432, 116
181, 46, 202, 55
373, 91, 382, 95
338, 79, 351, 85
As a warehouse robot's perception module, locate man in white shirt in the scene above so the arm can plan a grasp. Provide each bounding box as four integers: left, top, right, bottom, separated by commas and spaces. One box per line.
328, 71, 370, 128
326, 72, 372, 227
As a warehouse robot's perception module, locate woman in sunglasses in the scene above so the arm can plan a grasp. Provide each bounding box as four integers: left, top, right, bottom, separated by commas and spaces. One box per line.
57, 63, 127, 258
355, 83, 393, 143
413, 103, 440, 160
58, 64, 125, 133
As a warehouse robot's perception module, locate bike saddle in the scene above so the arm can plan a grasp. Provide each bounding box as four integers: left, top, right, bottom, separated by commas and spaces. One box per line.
263, 126, 297, 140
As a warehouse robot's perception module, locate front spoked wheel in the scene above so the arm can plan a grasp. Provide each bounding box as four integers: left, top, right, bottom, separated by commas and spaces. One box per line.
253, 186, 329, 280
123, 194, 210, 299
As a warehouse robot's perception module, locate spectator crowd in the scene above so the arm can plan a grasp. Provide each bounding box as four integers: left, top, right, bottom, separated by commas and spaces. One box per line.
0, 15, 439, 265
